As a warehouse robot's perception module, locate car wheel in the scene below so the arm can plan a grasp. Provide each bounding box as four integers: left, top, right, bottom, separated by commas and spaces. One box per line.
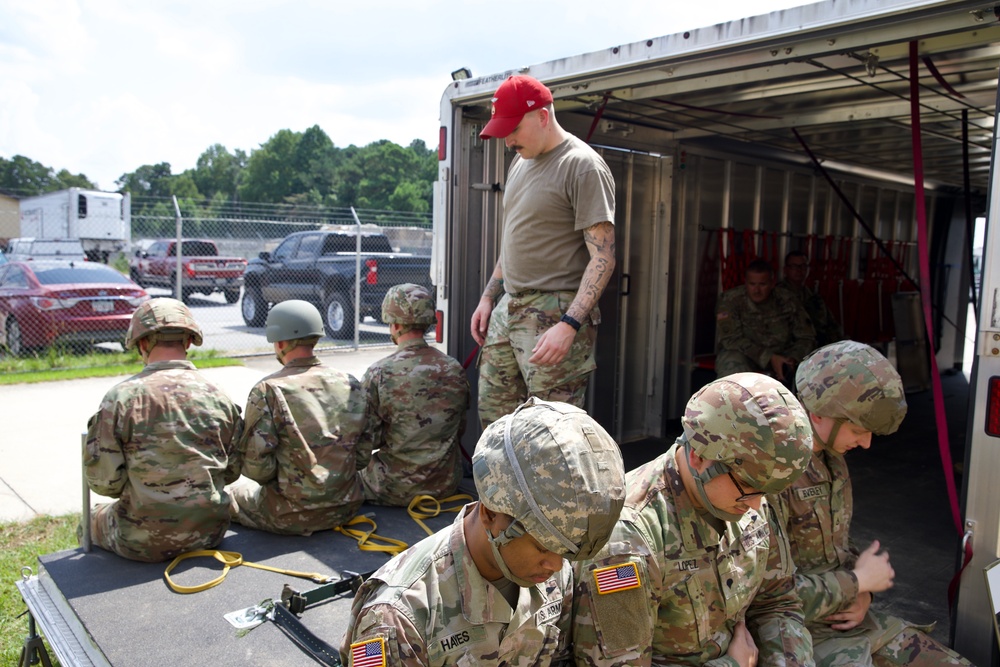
224, 288, 241, 304
241, 286, 268, 327
6, 317, 24, 356
323, 291, 355, 339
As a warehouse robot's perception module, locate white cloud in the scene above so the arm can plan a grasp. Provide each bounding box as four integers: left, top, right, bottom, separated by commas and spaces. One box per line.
0, 0, 805, 189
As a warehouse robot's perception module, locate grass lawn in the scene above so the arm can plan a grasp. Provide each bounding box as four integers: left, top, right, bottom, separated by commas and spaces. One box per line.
0, 514, 79, 666
0, 347, 243, 384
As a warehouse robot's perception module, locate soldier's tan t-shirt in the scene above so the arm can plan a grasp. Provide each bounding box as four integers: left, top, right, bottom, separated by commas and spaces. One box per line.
500, 134, 615, 293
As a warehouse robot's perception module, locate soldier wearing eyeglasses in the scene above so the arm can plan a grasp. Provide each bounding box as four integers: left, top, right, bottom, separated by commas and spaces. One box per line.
571, 373, 815, 666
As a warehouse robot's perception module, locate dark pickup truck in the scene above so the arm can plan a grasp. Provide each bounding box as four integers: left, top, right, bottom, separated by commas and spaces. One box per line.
241, 229, 432, 338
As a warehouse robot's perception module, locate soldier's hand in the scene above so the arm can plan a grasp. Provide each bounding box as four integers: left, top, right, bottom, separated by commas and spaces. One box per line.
470, 299, 494, 346
769, 354, 793, 380
727, 620, 758, 667
853, 540, 895, 593
823, 591, 871, 630
529, 322, 576, 366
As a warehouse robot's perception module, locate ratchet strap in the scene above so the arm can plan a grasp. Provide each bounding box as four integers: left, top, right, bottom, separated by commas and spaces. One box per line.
164, 550, 334, 594
406, 493, 473, 536
270, 602, 343, 666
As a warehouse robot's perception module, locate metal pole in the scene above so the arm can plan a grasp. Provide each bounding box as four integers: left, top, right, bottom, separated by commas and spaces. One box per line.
172, 196, 183, 300
350, 207, 362, 350
80, 433, 91, 552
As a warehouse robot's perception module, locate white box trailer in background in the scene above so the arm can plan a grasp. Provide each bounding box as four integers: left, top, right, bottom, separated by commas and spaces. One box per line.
18, 188, 130, 262
433, 0, 1000, 663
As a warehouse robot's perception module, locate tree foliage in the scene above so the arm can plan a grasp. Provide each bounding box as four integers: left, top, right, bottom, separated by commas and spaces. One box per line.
3, 127, 437, 225
0, 155, 95, 196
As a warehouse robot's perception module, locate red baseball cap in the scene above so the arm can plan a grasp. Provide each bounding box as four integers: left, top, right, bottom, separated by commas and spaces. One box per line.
479, 75, 554, 140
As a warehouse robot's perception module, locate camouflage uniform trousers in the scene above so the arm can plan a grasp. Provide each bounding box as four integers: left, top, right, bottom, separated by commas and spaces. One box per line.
812, 609, 973, 667
478, 290, 598, 428
88, 501, 229, 563
227, 477, 362, 536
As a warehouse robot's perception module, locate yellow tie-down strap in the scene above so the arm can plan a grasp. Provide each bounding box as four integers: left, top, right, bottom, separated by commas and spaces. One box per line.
334, 515, 410, 556
164, 550, 333, 594
407, 494, 473, 536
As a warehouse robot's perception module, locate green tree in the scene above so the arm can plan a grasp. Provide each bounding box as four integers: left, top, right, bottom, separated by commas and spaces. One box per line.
191, 144, 246, 201
238, 129, 303, 203
0, 155, 95, 196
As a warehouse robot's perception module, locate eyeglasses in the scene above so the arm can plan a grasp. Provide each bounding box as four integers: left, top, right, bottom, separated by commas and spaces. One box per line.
728, 471, 766, 503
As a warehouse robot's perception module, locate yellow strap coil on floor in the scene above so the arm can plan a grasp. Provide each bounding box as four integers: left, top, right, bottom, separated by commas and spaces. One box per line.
407, 494, 473, 536
334, 515, 409, 556
164, 549, 333, 594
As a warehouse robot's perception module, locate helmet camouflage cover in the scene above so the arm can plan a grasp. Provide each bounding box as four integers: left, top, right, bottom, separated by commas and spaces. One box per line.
125, 297, 203, 350
473, 397, 626, 561
381, 283, 436, 326
795, 340, 907, 435
683, 372, 812, 494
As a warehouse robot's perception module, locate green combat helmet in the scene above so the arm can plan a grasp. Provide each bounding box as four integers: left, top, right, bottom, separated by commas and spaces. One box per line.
795, 340, 907, 436
265, 300, 324, 343
683, 372, 812, 498
125, 297, 203, 350
473, 397, 626, 576
381, 283, 436, 326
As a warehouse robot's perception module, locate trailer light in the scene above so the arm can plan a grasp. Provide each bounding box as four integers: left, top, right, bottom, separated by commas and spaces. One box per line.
436, 310, 443, 343
451, 68, 472, 81
439, 127, 447, 161
986, 377, 1000, 437
365, 258, 378, 285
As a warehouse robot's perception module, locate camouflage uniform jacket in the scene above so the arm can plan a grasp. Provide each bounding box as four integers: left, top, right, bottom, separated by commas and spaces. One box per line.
343, 503, 574, 667
715, 285, 817, 365
235, 356, 371, 530
572, 444, 813, 667
84, 360, 243, 561
769, 449, 859, 623
775, 280, 843, 347
360, 338, 470, 505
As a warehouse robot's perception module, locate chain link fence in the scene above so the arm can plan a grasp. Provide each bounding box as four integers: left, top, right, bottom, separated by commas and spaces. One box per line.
0, 204, 433, 360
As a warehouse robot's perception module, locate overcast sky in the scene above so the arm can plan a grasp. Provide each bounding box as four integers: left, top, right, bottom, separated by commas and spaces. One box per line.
1, 0, 805, 190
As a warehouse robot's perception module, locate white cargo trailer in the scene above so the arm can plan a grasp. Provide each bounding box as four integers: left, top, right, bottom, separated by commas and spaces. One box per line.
18, 188, 130, 262
433, 0, 1000, 662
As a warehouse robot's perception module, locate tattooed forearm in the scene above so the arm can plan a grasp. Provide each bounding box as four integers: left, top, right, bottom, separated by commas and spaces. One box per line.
566, 221, 616, 322
481, 264, 505, 302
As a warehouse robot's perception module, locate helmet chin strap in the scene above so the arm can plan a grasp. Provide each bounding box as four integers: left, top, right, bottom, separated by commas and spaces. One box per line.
484, 520, 537, 588
813, 418, 845, 455
682, 441, 745, 523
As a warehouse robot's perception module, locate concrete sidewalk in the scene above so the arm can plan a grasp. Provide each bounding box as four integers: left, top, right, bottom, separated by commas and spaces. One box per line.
0, 346, 392, 523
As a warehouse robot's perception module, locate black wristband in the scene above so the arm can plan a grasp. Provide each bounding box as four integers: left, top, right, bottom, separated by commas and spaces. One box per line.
560, 314, 582, 331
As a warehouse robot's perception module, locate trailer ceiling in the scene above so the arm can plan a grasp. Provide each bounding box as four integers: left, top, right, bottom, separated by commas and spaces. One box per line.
521, 1, 1000, 194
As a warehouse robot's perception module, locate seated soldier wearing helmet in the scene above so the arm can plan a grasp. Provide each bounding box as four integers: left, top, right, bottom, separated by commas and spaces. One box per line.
229, 300, 371, 535
572, 373, 815, 667
771, 341, 973, 666
360, 284, 470, 506
82, 298, 244, 562
342, 398, 626, 666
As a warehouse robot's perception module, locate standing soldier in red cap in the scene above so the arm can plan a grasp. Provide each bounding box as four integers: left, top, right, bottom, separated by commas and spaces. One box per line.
470, 74, 617, 428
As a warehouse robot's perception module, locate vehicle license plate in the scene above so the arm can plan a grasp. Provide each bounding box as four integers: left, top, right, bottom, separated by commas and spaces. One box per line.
215, 278, 228, 285
92, 300, 114, 313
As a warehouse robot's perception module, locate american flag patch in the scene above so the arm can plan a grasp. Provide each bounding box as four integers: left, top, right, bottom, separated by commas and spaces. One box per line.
593, 562, 641, 594
351, 637, 386, 667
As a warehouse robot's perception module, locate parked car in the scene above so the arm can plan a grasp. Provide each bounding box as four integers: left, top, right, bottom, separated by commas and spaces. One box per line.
129, 238, 247, 303
0, 260, 149, 355
6, 238, 88, 261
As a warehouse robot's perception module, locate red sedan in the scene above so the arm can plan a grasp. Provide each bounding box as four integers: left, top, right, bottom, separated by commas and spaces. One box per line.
0, 260, 149, 355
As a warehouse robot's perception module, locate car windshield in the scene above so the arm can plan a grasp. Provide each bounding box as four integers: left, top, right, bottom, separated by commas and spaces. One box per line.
32, 264, 133, 285
170, 241, 217, 256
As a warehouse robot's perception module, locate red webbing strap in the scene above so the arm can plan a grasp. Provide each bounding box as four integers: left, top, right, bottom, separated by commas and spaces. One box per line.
909, 41, 963, 536
585, 92, 612, 144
